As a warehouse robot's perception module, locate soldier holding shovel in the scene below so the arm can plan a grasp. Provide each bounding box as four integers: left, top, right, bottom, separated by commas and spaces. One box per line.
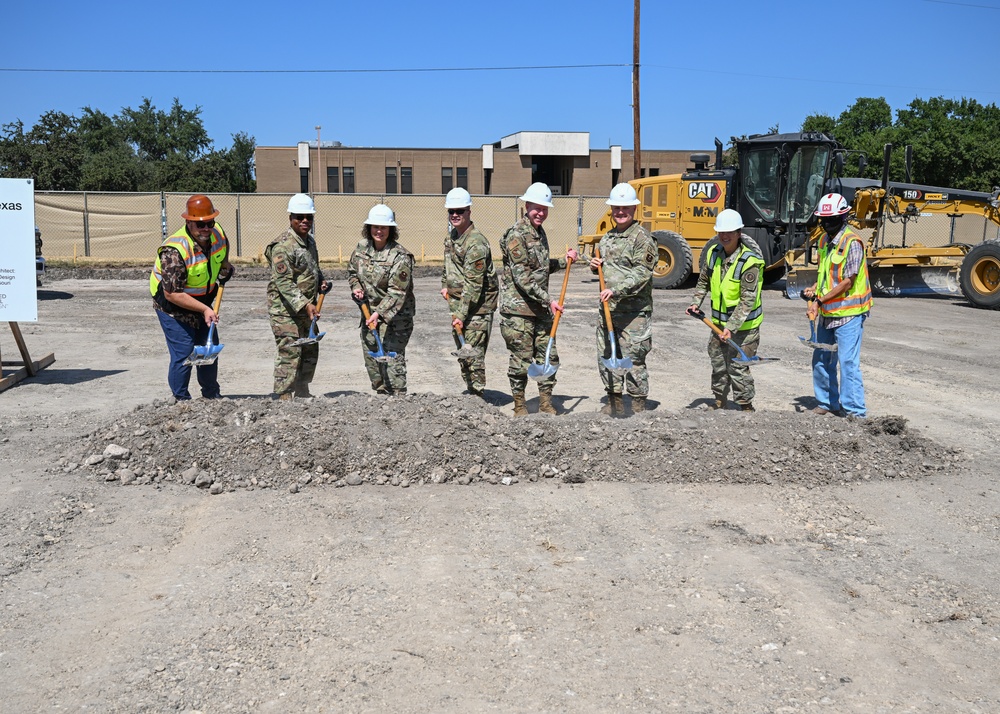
588, 183, 656, 416
440, 188, 498, 399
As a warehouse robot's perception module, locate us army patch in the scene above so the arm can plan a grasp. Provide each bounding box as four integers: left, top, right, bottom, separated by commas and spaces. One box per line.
474, 259, 485, 270
399, 270, 408, 282
274, 260, 289, 274
508, 243, 525, 261
743, 270, 758, 285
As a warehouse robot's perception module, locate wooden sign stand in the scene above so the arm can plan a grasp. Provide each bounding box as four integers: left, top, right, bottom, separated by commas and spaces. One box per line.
0, 322, 55, 393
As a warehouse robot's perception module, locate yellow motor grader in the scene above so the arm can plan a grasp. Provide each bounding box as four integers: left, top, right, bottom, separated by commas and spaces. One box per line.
579, 132, 1000, 308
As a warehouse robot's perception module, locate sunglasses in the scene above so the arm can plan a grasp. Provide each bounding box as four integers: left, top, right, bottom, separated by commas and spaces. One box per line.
291, 214, 314, 221
194, 220, 215, 228
447, 208, 467, 216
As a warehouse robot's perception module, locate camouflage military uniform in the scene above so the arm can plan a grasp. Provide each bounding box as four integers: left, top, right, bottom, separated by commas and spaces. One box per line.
691, 234, 763, 406
593, 221, 656, 398
443, 222, 499, 394
499, 216, 570, 395
348, 238, 416, 393
265, 227, 325, 397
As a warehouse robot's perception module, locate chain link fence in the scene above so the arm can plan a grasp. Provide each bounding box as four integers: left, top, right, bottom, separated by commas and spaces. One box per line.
34, 192, 613, 264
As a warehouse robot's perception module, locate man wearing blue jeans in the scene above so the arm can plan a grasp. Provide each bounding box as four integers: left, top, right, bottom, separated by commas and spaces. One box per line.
150, 195, 235, 400
803, 193, 872, 418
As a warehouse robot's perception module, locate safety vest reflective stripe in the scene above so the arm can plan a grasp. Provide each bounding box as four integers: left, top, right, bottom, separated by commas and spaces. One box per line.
149, 226, 227, 298
817, 226, 872, 317
707, 242, 764, 331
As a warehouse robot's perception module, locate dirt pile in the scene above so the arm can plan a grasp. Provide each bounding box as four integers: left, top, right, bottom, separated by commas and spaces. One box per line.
59, 395, 960, 492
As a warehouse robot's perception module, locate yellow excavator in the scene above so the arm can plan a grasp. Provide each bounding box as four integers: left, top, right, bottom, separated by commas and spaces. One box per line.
579, 132, 1000, 308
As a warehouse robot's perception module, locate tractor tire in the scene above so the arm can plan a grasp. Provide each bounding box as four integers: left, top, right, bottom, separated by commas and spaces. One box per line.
651, 231, 693, 289
960, 240, 1000, 309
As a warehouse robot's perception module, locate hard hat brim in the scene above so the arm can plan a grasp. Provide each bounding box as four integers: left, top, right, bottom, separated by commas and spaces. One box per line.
182, 209, 220, 221
606, 198, 641, 206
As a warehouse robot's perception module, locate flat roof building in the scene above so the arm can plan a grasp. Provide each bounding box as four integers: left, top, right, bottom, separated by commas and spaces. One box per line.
255, 131, 707, 196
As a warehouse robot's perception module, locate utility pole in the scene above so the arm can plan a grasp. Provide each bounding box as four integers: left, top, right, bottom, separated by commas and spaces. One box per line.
315, 125, 322, 193
632, 0, 641, 180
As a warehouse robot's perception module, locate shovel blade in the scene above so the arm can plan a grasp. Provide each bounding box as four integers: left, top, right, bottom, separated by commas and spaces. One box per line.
451, 345, 482, 360
184, 344, 224, 367
799, 336, 838, 352
600, 356, 633, 376
527, 362, 558, 380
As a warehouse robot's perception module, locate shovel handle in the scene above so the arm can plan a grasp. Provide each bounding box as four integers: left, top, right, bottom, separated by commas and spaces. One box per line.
594, 248, 616, 334
315, 292, 325, 314
548, 256, 574, 337
212, 284, 224, 317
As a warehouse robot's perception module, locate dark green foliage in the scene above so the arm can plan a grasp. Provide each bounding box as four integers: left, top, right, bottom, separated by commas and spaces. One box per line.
0, 98, 256, 192
802, 96, 1000, 192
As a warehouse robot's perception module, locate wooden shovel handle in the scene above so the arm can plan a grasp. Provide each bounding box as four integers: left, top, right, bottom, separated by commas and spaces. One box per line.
360, 303, 373, 321
315, 292, 325, 314
548, 257, 574, 337
212, 284, 224, 316
594, 248, 616, 332
689, 307, 727, 340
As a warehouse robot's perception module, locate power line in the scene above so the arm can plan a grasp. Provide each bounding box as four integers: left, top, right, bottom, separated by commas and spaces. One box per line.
0, 63, 628, 75
921, 0, 1000, 9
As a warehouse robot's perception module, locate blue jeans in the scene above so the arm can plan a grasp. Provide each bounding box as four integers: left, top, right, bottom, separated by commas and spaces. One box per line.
156, 310, 221, 400
812, 313, 867, 417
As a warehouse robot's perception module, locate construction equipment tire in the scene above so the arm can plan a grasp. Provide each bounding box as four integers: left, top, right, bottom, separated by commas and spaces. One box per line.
651, 231, 693, 289
960, 240, 1000, 309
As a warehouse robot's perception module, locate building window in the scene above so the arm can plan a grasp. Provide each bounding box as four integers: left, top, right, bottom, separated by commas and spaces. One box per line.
442, 167, 453, 193
401, 167, 413, 194
386, 167, 397, 194
343, 167, 355, 194
327, 167, 339, 193
299, 168, 309, 193
457, 167, 468, 190
649, 168, 660, 177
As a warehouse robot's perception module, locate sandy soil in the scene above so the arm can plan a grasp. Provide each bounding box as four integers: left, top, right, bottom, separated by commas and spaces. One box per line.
2, 273, 999, 713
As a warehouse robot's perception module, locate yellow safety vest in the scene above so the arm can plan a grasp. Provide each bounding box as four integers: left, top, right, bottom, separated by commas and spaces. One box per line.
817, 225, 872, 317
150, 225, 227, 301
707, 242, 764, 330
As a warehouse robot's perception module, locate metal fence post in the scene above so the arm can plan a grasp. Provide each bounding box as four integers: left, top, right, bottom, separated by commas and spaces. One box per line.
235, 194, 243, 257
82, 191, 91, 257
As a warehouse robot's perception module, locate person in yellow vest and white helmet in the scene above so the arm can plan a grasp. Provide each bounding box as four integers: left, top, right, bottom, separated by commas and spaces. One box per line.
687, 208, 765, 412
803, 192, 872, 418
150, 194, 235, 400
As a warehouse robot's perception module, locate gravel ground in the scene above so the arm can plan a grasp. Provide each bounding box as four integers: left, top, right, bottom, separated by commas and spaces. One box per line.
2, 273, 999, 713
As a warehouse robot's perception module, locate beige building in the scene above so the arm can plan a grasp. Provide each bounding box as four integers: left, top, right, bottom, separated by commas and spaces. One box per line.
255, 131, 706, 196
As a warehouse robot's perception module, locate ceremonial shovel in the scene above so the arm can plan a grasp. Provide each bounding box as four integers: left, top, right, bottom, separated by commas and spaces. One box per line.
528, 255, 574, 380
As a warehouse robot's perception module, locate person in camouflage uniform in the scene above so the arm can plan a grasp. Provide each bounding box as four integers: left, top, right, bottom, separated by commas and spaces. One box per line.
440, 188, 499, 398
348, 204, 415, 394
265, 194, 329, 400
588, 183, 657, 417
499, 182, 578, 416
687, 209, 765, 412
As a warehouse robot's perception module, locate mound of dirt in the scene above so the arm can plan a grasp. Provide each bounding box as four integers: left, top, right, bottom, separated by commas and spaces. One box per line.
60, 395, 960, 493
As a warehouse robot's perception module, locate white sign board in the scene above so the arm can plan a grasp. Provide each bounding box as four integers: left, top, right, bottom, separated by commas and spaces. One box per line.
0, 178, 37, 322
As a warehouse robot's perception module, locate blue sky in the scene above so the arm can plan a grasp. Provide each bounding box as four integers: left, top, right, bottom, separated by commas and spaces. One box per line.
3, 0, 998, 154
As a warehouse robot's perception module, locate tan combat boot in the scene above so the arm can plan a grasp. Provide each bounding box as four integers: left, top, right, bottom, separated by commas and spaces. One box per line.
512, 392, 528, 416
601, 393, 623, 417
277, 392, 294, 401
537, 387, 557, 415
740, 403, 755, 412
631, 396, 646, 414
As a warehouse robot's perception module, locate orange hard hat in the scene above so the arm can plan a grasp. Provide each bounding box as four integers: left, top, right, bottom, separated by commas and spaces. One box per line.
181, 195, 220, 221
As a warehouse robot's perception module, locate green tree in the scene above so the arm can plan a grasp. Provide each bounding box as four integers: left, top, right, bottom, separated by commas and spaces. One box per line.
26, 111, 83, 190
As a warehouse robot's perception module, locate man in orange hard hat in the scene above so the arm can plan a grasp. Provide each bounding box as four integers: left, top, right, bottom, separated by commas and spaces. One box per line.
150, 195, 235, 400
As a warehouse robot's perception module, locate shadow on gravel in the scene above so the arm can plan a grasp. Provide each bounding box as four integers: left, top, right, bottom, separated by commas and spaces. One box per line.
37, 290, 74, 301
33, 368, 125, 385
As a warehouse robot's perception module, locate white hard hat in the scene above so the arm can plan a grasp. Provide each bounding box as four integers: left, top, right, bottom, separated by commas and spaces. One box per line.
365, 203, 397, 227
714, 208, 744, 232
444, 187, 472, 209
287, 193, 316, 214
519, 182, 554, 208
606, 183, 640, 206
814, 193, 850, 217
